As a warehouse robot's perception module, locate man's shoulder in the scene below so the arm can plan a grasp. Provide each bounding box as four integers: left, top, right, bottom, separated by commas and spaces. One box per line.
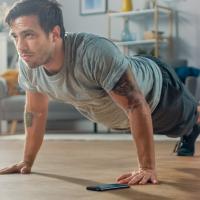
64, 32, 110, 48
64, 32, 98, 41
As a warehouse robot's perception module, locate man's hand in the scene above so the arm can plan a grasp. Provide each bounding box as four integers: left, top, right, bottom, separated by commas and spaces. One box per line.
117, 168, 158, 185
0, 161, 31, 175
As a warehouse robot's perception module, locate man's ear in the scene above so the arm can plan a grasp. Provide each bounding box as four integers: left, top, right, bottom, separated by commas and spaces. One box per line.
51, 25, 61, 41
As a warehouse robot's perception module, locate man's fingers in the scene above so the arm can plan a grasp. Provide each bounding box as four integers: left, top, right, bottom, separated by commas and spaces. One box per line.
118, 172, 142, 184
0, 167, 10, 174
0, 162, 32, 175
128, 174, 144, 185
118, 175, 133, 184
117, 172, 132, 182
0, 165, 19, 174
117, 169, 158, 185
138, 174, 151, 185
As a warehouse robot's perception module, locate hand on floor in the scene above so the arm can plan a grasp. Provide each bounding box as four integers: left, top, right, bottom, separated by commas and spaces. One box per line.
0, 161, 31, 174
117, 168, 158, 185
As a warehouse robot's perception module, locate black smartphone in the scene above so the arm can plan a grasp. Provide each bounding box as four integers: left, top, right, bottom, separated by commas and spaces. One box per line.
86, 183, 130, 191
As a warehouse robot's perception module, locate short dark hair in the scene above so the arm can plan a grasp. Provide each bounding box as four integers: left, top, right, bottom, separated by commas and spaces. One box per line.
5, 0, 65, 40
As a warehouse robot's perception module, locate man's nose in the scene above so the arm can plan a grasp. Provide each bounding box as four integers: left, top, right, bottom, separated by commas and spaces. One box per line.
16, 38, 28, 53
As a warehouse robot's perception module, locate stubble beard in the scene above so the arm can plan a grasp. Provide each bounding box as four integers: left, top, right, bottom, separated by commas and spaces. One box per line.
27, 52, 53, 69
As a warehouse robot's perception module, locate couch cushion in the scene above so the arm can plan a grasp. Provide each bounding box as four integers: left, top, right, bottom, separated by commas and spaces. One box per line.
0, 95, 85, 121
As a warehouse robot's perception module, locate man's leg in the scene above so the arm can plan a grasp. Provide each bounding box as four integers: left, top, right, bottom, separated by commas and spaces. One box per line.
142, 55, 199, 156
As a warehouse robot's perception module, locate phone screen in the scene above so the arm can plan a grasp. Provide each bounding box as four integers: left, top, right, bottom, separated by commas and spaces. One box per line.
86, 183, 130, 191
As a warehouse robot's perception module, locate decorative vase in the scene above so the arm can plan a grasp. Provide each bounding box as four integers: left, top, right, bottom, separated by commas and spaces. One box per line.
121, 19, 134, 42
121, 0, 133, 12
143, 0, 151, 9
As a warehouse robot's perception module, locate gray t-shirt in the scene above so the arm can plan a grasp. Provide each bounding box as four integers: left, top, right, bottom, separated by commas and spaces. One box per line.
18, 32, 162, 130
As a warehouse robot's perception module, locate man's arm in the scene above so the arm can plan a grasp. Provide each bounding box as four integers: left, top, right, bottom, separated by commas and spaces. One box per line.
108, 68, 158, 185
0, 91, 48, 174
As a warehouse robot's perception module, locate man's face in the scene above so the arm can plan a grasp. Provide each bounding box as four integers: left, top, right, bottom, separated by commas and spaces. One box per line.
10, 15, 55, 68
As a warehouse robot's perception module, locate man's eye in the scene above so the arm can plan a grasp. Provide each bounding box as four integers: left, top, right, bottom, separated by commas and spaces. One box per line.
11, 35, 17, 39
25, 33, 34, 38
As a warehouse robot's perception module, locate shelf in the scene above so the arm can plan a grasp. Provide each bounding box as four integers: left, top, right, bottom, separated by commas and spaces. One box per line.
113, 39, 168, 46
107, 4, 173, 57
108, 7, 171, 19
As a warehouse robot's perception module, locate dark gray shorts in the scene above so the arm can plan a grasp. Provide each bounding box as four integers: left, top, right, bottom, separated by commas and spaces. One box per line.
142, 56, 198, 138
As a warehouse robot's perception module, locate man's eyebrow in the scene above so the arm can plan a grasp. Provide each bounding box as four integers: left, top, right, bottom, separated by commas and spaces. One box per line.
9, 29, 35, 37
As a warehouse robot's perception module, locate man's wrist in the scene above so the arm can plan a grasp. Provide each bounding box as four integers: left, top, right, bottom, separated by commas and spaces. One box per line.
23, 159, 34, 167
139, 165, 156, 171
138, 162, 155, 170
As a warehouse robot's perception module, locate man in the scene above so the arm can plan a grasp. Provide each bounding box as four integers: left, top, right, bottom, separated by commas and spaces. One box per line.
0, 0, 199, 185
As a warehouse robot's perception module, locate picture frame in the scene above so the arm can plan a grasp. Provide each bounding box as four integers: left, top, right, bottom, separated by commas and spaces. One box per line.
80, 0, 107, 16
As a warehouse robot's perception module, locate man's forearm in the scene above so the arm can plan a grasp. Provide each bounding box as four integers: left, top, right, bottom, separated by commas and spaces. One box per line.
23, 111, 47, 167
128, 104, 156, 170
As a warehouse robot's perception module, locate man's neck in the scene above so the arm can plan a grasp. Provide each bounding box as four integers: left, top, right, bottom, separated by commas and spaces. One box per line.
43, 40, 65, 75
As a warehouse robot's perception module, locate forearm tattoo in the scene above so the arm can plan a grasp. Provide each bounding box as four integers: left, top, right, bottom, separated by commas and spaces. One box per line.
24, 112, 34, 127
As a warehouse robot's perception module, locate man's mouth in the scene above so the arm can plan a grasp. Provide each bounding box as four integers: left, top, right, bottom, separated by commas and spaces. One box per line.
21, 54, 33, 61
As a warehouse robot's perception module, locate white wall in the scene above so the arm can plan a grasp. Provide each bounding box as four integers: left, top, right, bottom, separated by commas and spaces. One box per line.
60, 0, 109, 37
171, 0, 200, 67
61, 0, 200, 67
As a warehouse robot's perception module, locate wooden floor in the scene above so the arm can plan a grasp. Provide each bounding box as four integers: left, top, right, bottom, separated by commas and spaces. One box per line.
0, 139, 200, 200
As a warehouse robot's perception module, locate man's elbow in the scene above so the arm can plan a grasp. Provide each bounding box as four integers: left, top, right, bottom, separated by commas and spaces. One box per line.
126, 96, 149, 114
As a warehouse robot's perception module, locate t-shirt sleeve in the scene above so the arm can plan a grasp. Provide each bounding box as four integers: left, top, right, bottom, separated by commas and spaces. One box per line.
82, 37, 129, 92
18, 58, 38, 92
